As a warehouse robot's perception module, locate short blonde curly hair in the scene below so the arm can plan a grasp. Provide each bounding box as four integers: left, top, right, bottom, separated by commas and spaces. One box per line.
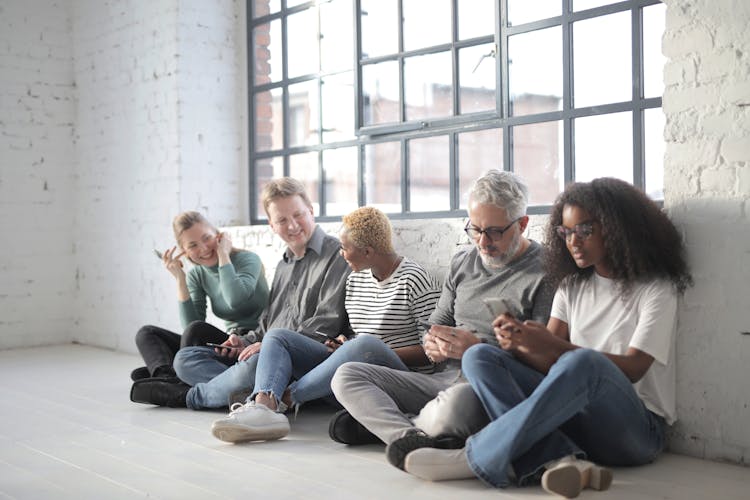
341, 206, 394, 254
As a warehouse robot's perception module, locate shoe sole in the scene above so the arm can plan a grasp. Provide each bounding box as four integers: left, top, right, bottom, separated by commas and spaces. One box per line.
211, 422, 290, 443
542, 464, 613, 498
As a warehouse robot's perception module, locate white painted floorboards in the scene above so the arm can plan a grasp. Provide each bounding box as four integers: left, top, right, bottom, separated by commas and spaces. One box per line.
0, 345, 747, 499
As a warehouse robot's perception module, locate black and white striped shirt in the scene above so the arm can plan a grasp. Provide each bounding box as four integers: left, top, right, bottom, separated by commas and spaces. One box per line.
345, 257, 441, 352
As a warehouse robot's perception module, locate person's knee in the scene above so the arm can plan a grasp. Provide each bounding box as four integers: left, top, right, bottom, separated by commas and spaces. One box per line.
413, 383, 487, 437
262, 328, 296, 348
135, 325, 157, 348
173, 346, 204, 379
556, 348, 605, 374
181, 321, 209, 346
331, 362, 369, 399
341, 334, 385, 358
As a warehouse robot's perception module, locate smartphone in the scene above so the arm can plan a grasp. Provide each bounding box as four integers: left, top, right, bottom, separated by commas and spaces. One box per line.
153, 249, 163, 259
314, 330, 342, 344
417, 320, 433, 331
483, 297, 513, 317
206, 342, 242, 350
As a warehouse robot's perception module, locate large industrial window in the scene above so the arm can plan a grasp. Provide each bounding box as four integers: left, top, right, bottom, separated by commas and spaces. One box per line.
248, 0, 666, 222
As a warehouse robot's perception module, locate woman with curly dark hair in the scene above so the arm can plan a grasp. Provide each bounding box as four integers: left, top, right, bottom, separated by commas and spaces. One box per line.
397, 178, 692, 499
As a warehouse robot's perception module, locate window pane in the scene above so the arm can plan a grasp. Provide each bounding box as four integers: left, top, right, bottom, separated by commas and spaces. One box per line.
287, 7, 319, 79
512, 121, 563, 206
365, 142, 402, 212
405, 52, 453, 121
573, 0, 617, 11
321, 0, 353, 73
458, 0, 495, 40
290, 151, 320, 215
321, 72, 355, 143
252, 0, 280, 18
458, 129, 503, 209
574, 12, 631, 108
409, 136, 450, 212
254, 88, 283, 152
253, 20, 282, 85
644, 108, 665, 200
459, 43, 497, 114
254, 156, 284, 219
287, 0, 309, 9
288, 80, 319, 147
403, 0, 451, 51
361, 0, 398, 58
643, 3, 667, 99
362, 60, 400, 126
323, 147, 359, 216
507, 0, 560, 26
574, 112, 633, 183
509, 26, 562, 116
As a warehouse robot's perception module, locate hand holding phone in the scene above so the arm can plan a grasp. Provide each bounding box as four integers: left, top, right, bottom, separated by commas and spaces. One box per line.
315, 330, 342, 345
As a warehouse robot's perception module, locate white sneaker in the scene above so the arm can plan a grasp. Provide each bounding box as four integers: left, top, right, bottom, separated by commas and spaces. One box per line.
211, 401, 290, 443
403, 447, 475, 481
541, 455, 613, 498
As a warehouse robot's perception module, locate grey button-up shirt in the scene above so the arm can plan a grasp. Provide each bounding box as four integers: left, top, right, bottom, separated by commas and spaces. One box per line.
256, 225, 352, 339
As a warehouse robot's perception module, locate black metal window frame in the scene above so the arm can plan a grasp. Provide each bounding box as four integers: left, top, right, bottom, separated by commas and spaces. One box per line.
247, 0, 663, 223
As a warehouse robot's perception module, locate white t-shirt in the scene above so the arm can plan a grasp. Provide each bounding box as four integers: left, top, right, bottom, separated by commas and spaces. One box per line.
550, 273, 678, 424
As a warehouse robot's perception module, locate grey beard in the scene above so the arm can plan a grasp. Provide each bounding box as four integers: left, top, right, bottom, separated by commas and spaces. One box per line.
479, 232, 522, 269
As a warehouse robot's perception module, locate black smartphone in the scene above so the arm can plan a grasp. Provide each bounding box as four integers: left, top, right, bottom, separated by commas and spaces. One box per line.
206, 342, 242, 350
417, 320, 433, 331
154, 249, 163, 259
314, 330, 342, 344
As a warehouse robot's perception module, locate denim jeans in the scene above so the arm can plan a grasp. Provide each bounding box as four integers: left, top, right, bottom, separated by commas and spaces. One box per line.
135, 321, 228, 376
251, 329, 410, 407
173, 346, 260, 410
461, 344, 665, 489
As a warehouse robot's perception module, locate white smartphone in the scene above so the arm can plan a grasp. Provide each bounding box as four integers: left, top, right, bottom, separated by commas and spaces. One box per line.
482, 297, 513, 317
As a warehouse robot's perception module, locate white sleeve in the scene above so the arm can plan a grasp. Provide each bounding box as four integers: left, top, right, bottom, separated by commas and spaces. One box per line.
550, 284, 569, 324
629, 281, 678, 366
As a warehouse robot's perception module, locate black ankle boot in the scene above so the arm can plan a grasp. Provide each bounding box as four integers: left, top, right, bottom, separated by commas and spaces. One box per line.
130, 377, 190, 408
130, 366, 150, 381
385, 430, 465, 470
328, 409, 382, 445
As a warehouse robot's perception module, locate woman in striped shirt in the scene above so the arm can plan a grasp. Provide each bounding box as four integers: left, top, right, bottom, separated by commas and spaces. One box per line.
210, 207, 441, 443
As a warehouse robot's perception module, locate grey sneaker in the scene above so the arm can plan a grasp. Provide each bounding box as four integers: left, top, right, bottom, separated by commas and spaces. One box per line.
211, 401, 290, 443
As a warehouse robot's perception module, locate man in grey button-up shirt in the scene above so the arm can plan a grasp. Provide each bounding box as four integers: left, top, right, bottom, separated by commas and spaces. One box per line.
131, 177, 351, 409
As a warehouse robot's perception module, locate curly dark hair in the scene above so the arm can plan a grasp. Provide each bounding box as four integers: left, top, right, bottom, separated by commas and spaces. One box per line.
544, 178, 692, 295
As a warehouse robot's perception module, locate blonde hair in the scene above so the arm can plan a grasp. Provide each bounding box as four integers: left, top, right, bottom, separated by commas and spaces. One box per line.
172, 211, 217, 246
341, 206, 394, 254
261, 177, 313, 216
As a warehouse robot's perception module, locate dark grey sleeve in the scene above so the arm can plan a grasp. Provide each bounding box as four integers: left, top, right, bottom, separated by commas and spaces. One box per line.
297, 252, 352, 337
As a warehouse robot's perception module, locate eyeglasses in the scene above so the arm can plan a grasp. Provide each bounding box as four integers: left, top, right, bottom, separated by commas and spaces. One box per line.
555, 221, 595, 241
464, 218, 521, 241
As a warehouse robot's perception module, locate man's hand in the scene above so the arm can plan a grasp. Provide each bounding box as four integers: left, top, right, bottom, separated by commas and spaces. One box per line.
324, 335, 347, 352
429, 325, 479, 360
423, 332, 447, 364
238, 341, 261, 361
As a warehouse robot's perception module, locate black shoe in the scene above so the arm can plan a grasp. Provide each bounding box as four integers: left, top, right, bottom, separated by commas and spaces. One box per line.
153, 365, 177, 378
130, 366, 150, 381
385, 431, 465, 470
328, 409, 382, 445
130, 377, 190, 407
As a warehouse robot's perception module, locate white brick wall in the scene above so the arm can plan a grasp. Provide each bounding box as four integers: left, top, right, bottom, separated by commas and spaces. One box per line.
0, 0, 748, 466
0, 0, 76, 347
663, 0, 750, 464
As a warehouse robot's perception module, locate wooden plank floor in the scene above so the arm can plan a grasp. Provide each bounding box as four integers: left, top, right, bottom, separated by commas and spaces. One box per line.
0, 344, 747, 499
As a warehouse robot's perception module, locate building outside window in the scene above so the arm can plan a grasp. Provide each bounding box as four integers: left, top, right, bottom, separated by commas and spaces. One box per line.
248, 0, 666, 221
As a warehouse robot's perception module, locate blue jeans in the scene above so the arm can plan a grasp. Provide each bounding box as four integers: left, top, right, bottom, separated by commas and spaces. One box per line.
251, 329, 409, 406
173, 346, 260, 410
462, 344, 665, 488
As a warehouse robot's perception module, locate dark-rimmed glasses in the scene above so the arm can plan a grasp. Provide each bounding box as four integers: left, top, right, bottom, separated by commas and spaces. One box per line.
555, 221, 595, 241
464, 218, 521, 242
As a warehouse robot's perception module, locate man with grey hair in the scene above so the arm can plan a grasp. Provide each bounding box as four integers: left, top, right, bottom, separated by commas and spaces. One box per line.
329, 169, 554, 470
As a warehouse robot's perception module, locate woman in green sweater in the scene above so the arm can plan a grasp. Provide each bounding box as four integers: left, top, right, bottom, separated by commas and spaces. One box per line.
131, 211, 269, 381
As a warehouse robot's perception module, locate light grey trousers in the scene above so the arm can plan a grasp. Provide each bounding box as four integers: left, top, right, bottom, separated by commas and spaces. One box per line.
331, 361, 489, 445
